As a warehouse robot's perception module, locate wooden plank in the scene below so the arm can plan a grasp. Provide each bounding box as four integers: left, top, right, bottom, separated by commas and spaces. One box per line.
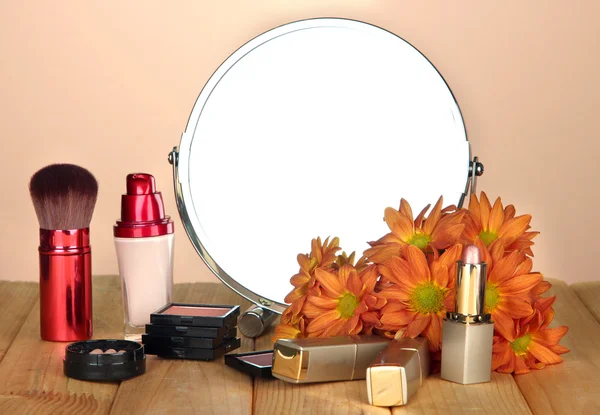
571, 281, 600, 324
392, 373, 531, 415
0, 281, 37, 363
0, 276, 124, 414
109, 283, 255, 415
513, 279, 600, 414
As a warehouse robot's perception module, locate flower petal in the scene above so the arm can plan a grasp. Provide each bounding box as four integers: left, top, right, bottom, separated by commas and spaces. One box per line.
347, 270, 363, 297
406, 313, 430, 338
489, 251, 525, 284
498, 215, 532, 246
498, 297, 533, 319
406, 245, 431, 282
361, 311, 382, 328
426, 314, 442, 351
528, 341, 563, 365
499, 272, 543, 294
306, 309, 341, 333
492, 310, 517, 341
479, 192, 492, 231
385, 207, 414, 242
378, 286, 411, 302
513, 356, 531, 374
432, 264, 449, 288
532, 326, 568, 348
468, 193, 481, 225
414, 203, 430, 228
306, 295, 338, 310
272, 324, 302, 342
423, 196, 443, 235
488, 197, 505, 232
314, 268, 345, 297
398, 199, 414, 222
504, 204, 516, 221
364, 243, 403, 264
381, 309, 415, 327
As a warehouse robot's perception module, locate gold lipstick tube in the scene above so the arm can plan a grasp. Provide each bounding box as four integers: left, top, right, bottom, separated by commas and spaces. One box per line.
366, 338, 430, 407
272, 335, 391, 383
441, 260, 494, 384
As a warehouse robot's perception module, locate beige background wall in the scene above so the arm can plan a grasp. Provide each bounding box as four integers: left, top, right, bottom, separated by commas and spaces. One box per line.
1, 1, 598, 285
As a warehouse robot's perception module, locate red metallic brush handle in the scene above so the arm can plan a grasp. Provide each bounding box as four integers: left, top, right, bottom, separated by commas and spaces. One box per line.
39, 229, 92, 341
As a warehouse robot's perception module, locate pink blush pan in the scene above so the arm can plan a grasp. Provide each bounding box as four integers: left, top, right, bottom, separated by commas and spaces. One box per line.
150, 303, 240, 328
162, 306, 230, 317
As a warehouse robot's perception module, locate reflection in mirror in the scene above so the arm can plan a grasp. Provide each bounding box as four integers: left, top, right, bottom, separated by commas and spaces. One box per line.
174, 18, 471, 312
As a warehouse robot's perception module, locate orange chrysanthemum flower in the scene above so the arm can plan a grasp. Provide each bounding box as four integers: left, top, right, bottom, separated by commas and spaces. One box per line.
462, 192, 538, 256
477, 239, 543, 341
365, 197, 465, 264
301, 264, 385, 337
376, 244, 462, 351
283, 237, 340, 317
492, 296, 569, 374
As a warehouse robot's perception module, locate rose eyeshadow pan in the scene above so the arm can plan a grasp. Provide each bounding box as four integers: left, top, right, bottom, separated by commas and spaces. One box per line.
150, 303, 240, 328
225, 350, 274, 378
238, 352, 273, 367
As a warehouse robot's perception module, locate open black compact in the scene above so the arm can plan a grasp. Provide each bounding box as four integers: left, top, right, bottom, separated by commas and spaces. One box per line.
64, 339, 146, 382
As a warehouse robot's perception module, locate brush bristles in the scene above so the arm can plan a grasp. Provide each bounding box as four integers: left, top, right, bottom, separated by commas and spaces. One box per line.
29, 164, 99, 230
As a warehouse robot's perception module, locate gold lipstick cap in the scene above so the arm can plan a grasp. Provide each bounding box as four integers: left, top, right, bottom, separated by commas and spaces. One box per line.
366, 338, 430, 407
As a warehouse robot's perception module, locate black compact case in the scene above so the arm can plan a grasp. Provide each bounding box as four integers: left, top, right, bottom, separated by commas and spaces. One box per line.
144, 337, 241, 361
64, 340, 146, 382
142, 326, 236, 349
145, 323, 233, 338
143, 303, 241, 361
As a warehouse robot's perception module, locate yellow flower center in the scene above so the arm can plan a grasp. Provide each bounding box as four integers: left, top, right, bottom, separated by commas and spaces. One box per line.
479, 230, 498, 246
410, 282, 446, 314
408, 233, 432, 250
337, 292, 359, 319
510, 334, 532, 356
485, 283, 500, 313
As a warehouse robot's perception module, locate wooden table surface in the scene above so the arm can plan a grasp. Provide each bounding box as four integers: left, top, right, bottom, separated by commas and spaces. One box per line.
0, 277, 598, 414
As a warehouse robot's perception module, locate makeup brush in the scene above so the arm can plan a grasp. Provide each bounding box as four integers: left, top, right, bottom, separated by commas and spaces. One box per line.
29, 163, 98, 341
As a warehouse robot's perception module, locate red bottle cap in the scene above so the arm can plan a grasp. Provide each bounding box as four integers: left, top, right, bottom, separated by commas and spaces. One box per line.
114, 173, 174, 238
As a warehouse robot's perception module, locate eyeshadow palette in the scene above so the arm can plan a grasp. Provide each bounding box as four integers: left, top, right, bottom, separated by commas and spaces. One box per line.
224, 350, 274, 378
150, 303, 240, 328
142, 327, 237, 349
144, 337, 241, 361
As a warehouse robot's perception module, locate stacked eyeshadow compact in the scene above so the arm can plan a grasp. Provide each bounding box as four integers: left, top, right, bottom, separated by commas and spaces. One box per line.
142, 303, 242, 360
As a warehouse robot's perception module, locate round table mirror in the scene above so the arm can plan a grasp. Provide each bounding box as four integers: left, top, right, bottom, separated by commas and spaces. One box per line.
172, 18, 473, 316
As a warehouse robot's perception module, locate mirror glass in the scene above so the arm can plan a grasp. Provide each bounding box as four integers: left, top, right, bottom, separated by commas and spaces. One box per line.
175, 18, 470, 312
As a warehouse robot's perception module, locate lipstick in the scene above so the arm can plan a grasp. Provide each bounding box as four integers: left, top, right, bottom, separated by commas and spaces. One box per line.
441, 244, 494, 384
366, 338, 431, 407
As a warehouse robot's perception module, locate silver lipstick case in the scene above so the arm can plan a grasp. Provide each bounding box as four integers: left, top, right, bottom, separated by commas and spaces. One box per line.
441, 261, 494, 384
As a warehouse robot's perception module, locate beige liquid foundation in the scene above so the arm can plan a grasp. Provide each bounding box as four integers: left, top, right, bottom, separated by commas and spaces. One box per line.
114, 173, 174, 340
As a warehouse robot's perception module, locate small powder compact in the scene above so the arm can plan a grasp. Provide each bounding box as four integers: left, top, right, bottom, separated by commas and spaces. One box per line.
150, 303, 240, 328
64, 340, 145, 382
225, 350, 274, 378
